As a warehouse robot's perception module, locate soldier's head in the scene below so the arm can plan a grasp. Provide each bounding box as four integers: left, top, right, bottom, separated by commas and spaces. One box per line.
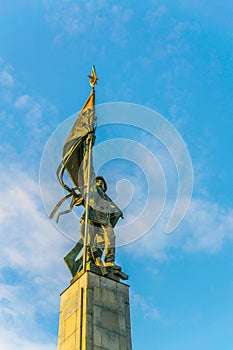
96, 176, 107, 192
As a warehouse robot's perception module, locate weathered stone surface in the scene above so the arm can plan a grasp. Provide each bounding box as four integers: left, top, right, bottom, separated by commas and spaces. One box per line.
93, 325, 102, 347
101, 309, 119, 333
57, 270, 132, 350
101, 329, 120, 350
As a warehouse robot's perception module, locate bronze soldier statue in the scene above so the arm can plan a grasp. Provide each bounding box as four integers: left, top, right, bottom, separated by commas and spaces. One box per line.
63, 176, 123, 277
50, 67, 127, 280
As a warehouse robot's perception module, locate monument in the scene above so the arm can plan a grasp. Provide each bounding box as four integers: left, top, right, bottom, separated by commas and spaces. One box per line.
50, 67, 132, 349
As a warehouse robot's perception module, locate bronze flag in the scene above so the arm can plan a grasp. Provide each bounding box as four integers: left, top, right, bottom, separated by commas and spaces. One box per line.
59, 88, 96, 195
50, 67, 98, 220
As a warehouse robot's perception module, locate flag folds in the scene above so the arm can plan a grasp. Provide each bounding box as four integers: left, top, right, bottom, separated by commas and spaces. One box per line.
56, 88, 96, 196
50, 66, 123, 229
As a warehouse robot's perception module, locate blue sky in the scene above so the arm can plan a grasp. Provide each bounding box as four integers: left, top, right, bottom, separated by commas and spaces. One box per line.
0, 1, 233, 349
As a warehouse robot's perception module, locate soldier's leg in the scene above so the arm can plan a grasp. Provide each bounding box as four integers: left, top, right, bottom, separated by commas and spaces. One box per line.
87, 223, 104, 266
101, 224, 116, 264
94, 228, 105, 261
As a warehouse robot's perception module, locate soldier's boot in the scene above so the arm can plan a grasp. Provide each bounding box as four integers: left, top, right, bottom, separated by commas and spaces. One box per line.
105, 261, 121, 270
104, 247, 121, 269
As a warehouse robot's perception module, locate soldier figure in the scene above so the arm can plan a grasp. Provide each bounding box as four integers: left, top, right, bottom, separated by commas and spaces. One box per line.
64, 176, 123, 276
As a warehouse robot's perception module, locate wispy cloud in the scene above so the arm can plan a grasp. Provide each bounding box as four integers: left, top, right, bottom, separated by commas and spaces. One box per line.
0, 61, 15, 103
181, 198, 233, 252
15, 94, 30, 108
131, 290, 160, 320
15, 94, 43, 128
127, 196, 233, 259
0, 70, 14, 87
0, 163, 69, 348
0, 59, 58, 161
0, 328, 56, 350
43, 0, 132, 47
144, 5, 168, 28
0, 164, 67, 279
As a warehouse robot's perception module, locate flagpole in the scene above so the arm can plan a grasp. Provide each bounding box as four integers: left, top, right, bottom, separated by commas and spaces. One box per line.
82, 66, 98, 273
83, 133, 93, 272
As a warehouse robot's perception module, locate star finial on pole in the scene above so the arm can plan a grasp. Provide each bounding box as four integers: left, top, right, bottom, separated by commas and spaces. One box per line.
88, 65, 99, 88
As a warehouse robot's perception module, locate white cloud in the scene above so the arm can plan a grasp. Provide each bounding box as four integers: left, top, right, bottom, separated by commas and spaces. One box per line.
127, 197, 233, 259
181, 199, 233, 252
0, 70, 14, 87
0, 329, 56, 350
0, 165, 68, 280
131, 290, 160, 320
0, 61, 58, 159
0, 163, 71, 348
15, 94, 44, 129
144, 5, 168, 28
167, 21, 200, 41
15, 94, 30, 108
0, 65, 15, 104
44, 0, 132, 46
14, 93, 52, 130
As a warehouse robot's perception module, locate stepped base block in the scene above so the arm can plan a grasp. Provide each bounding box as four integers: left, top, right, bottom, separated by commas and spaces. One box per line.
57, 270, 132, 350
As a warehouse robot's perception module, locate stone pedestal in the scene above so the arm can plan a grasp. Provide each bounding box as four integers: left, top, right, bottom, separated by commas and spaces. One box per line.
57, 269, 132, 350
